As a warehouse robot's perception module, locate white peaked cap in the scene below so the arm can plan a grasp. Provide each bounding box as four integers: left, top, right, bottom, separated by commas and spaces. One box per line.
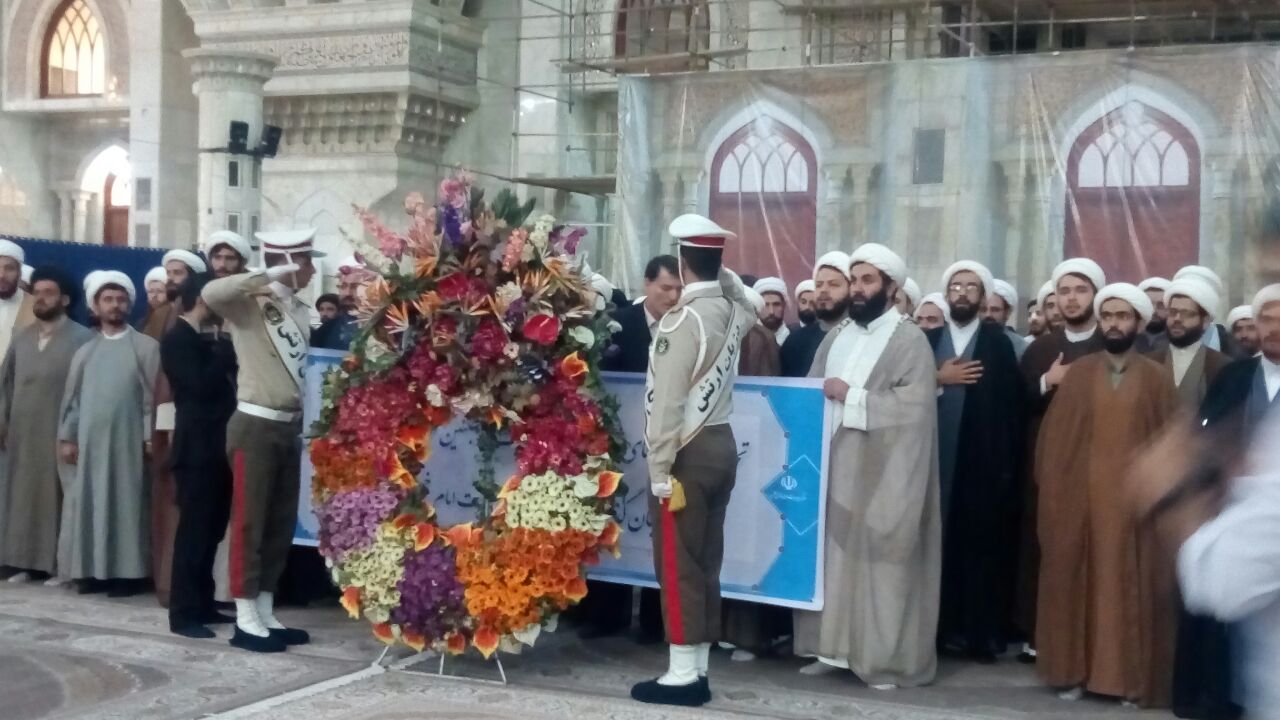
1226, 305, 1254, 327
813, 251, 851, 280
743, 286, 766, 314
1138, 277, 1171, 293
162, 249, 207, 274
1252, 284, 1280, 319
87, 270, 136, 305
1036, 280, 1056, 309
668, 213, 735, 248
753, 276, 787, 300
849, 243, 907, 288
794, 279, 816, 300
1175, 265, 1225, 298
901, 278, 922, 308
21, 264, 33, 284
144, 266, 168, 287
0, 239, 24, 264
941, 260, 996, 298
257, 228, 325, 257
203, 230, 252, 262
1164, 278, 1221, 320
1052, 258, 1106, 292
993, 279, 1019, 311
1094, 282, 1153, 321
335, 255, 363, 273
915, 293, 951, 323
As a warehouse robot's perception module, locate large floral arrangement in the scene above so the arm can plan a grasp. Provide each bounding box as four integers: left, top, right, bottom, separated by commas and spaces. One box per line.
310, 174, 624, 658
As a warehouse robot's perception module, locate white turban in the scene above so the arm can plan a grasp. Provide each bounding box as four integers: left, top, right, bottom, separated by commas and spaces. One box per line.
941, 261, 996, 299
901, 278, 922, 308
1052, 258, 1106, 293
743, 286, 766, 314
1174, 266, 1225, 299
1164, 278, 1221, 320
162, 249, 207, 274
203, 230, 252, 262
144, 266, 168, 288
20, 264, 33, 284
1138, 277, 1170, 293
0, 239, 24, 264
915, 293, 951, 323
849, 243, 907, 289
753, 277, 788, 301
814, 251, 851, 280
1252, 284, 1280, 320
1094, 282, 1153, 321
1036, 280, 1055, 309
87, 270, 136, 306
1226, 305, 1254, 328
993, 279, 1019, 312
794, 279, 815, 300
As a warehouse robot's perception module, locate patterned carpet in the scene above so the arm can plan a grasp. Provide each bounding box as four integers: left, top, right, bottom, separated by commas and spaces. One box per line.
0, 583, 1176, 720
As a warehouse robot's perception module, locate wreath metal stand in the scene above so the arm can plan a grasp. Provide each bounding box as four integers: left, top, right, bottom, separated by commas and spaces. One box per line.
373, 646, 509, 685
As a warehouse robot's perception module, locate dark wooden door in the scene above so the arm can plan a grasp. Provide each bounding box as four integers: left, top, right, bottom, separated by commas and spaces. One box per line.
104, 172, 128, 246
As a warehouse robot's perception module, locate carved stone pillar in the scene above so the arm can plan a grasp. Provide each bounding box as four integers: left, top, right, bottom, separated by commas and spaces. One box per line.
849, 163, 877, 246
817, 164, 849, 253
183, 49, 277, 253
55, 189, 74, 241
1206, 158, 1238, 304
71, 190, 93, 244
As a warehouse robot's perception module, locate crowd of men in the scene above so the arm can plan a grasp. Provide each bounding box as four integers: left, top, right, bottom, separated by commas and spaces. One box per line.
0, 230, 342, 654
0, 218, 1276, 715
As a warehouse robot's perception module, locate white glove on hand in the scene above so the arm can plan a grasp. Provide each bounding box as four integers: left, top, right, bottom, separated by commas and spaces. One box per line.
266, 263, 301, 282
650, 476, 673, 499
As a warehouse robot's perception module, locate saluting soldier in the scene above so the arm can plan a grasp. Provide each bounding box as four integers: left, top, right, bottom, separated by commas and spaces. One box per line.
202, 229, 320, 653
630, 214, 755, 708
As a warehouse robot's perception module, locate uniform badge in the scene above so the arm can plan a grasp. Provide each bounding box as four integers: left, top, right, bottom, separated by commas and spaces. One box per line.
655, 337, 670, 354
263, 302, 284, 325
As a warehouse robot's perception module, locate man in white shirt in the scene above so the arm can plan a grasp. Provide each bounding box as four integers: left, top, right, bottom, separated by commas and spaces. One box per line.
752, 276, 790, 346
0, 240, 35, 361
1146, 278, 1230, 407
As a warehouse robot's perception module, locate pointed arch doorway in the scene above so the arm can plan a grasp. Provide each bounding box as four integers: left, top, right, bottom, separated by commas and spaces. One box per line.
1064, 100, 1201, 281
708, 116, 817, 301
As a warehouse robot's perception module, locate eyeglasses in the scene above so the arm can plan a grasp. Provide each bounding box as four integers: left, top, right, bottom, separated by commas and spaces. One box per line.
948, 282, 983, 295
1166, 308, 1205, 322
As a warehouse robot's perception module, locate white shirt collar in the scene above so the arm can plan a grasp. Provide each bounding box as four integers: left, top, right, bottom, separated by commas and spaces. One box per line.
854, 307, 902, 334
947, 318, 981, 356
682, 280, 718, 295
1064, 322, 1097, 343
1171, 340, 1202, 359
0, 291, 21, 308
102, 327, 129, 340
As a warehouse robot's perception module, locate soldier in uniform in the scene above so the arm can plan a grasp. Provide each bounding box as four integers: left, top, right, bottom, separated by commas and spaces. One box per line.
202, 229, 320, 653
630, 214, 754, 708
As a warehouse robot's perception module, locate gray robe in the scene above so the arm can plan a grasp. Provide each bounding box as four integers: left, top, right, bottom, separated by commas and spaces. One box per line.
58, 328, 160, 580
0, 319, 93, 573
793, 318, 942, 687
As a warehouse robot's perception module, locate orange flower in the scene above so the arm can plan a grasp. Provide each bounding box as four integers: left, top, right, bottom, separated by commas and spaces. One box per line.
445, 632, 467, 655
596, 470, 622, 498
402, 629, 426, 652
384, 302, 411, 336
487, 406, 507, 429
372, 623, 396, 645
392, 513, 416, 531
443, 523, 476, 548
472, 626, 500, 658
564, 577, 588, 602
413, 523, 436, 551
599, 519, 621, 547
415, 256, 438, 279
559, 351, 588, 379
497, 475, 520, 499
340, 587, 361, 619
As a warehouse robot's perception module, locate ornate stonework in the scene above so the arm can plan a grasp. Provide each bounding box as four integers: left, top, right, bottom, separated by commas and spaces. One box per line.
214, 32, 477, 83
264, 92, 471, 159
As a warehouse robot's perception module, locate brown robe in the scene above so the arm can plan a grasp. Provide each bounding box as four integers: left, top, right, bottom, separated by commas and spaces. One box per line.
739, 323, 781, 377
1014, 327, 1105, 637
1034, 351, 1178, 705
141, 301, 179, 606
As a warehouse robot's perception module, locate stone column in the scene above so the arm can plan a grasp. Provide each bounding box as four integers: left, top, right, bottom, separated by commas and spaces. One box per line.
818, 164, 849, 252
183, 49, 277, 256
1206, 158, 1239, 304
71, 190, 93, 244
55, 189, 74, 241
1000, 159, 1028, 283
849, 163, 877, 246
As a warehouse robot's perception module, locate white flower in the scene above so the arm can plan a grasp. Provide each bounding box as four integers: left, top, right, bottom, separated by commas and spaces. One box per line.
496, 282, 522, 305
503, 342, 520, 359
426, 384, 445, 407
607, 320, 621, 334
569, 325, 595, 348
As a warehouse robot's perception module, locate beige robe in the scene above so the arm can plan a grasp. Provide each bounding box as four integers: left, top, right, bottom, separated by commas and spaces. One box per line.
793, 315, 942, 687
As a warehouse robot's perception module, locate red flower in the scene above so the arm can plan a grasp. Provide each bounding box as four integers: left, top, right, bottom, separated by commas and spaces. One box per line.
470, 317, 508, 361
437, 272, 470, 300
522, 313, 561, 345
432, 316, 458, 347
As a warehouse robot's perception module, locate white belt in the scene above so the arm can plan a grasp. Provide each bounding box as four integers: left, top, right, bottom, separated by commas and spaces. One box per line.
237, 401, 301, 423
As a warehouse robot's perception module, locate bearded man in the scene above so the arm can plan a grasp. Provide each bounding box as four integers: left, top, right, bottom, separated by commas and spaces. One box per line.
202, 231, 252, 279
1227, 305, 1259, 357
1035, 283, 1178, 707
1137, 277, 1171, 353
914, 293, 949, 330
794, 280, 816, 327
780, 253, 850, 377
1037, 280, 1064, 332
752, 277, 789, 346
1147, 278, 1230, 407
983, 279, 1028, 360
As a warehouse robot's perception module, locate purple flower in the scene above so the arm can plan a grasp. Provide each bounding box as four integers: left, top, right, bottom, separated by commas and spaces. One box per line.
316, 487, 401, 563
392, 544, 467, 641
441, 205, 462, 247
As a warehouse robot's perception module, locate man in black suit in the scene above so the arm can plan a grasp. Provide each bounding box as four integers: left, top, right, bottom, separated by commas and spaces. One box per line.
582, 254, 681, 642
163, 274, 239, 638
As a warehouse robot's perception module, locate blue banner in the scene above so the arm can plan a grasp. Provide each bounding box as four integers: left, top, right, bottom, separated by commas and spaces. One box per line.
298, 351, 829, 610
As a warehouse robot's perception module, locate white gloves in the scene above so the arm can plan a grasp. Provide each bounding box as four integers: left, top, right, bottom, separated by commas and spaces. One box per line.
650, 475, 673, 499
266, 263, 301, 282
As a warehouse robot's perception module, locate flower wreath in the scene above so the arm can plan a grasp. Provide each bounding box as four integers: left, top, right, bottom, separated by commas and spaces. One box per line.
310, 174, 624, 658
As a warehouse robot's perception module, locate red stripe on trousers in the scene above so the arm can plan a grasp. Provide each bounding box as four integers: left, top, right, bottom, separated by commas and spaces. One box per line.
660, 500, 685, 645
230, 450, 247, 598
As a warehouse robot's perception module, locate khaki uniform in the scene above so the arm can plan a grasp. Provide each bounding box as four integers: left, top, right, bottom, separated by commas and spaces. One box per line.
203, 271, 310, 599
645, 275, 752, 646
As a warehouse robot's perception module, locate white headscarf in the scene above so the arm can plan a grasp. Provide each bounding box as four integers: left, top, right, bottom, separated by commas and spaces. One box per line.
86, 270, 136, 306
940, 260, 995, 299
1094, 282, 1153, 322
1052, 258, 1106, 292
849, 243, 907, 288
162, 249, 208, 275
1164, 278, 1221, 320
915, 293, 951, 323
814, 251, 851, 280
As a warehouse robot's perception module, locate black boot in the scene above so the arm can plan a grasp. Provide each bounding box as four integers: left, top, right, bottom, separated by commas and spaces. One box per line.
630, 677, 710, 707
268, 627, 310, 646
171, 623, 216, 639
229, 627, 286, 653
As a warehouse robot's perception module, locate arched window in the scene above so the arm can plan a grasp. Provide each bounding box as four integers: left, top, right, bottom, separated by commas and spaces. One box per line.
615, 0, 710, 59
42, 0, 106, 97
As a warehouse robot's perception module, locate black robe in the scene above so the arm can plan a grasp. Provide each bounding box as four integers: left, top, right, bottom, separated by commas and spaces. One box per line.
779, 321, 828, 377
1172, 357, 1265, 720
927, 323, 1026, 655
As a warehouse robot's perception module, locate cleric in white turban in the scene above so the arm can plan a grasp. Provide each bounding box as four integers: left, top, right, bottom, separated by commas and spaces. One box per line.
794, 278, 817, 327
1225, 304, 1259, 356
780, 252, 853, 378
897, 277, 922, 316
914, 292, 950, 330
1024, 258, 1109, 399
1157, 277, 1233, 398
1170, 266, 1244, 356
0, 239, 32, 359
753, 276, 790, 345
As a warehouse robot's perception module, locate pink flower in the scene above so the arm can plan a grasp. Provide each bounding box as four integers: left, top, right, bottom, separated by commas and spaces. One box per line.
522, 313, 560, 345
437, 272, 469, 301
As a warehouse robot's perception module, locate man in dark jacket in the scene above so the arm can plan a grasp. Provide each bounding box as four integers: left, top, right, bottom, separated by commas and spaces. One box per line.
163, 274, 239, 638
